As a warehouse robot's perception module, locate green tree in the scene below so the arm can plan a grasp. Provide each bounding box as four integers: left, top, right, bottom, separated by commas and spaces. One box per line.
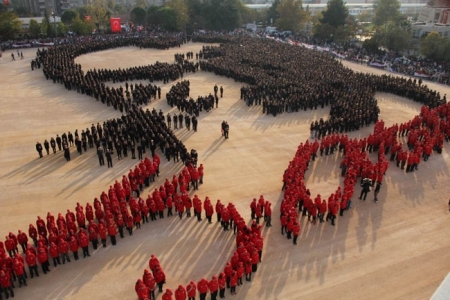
147, 5, 162, 27
61, 10, 77, 25
363, 37, 381, 53
57, 22, 69, 36
420, 32, 445, 61
29, 19, 41, 38
320, 0, 348, 27
373, 0, 400, 27
166, 0, 189, 31
0, 11, 22, 40
70, 16, 95, 34
130, 6, 147, 25
135, 0, 148, 9
275, 0, 308, 32
160, 7, 177, 31
85, 0, 110, 32
267, 0, 280, 25
42, 11, 53, 37
381, 24, 411, 52
357, 10, 373, 23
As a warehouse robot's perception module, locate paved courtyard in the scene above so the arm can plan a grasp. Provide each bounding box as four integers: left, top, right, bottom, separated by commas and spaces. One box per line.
0, 43, 449, 300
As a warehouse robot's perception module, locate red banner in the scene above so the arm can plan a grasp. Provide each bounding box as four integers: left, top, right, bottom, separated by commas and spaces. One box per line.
3, 0, 9, 5
110, 17, 121, 33
85, 15, 92, 21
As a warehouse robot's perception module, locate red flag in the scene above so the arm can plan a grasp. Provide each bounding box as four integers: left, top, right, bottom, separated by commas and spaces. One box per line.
85, 15, 92, 21
110, 18, 121, 33
3, 0, 9, 5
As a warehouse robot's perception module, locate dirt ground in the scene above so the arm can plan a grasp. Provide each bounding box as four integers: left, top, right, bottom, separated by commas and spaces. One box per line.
0, 43, 449, 300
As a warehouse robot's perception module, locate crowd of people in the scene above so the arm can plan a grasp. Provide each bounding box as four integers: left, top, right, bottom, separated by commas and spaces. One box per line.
0, 155, 205, 299
135, 198, 265, 300
193, 36, 444, 132
34, 105, 197, 168
279, 96, 450, 244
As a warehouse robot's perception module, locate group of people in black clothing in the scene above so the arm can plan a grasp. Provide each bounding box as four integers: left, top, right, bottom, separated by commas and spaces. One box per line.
194, 36, 445, 131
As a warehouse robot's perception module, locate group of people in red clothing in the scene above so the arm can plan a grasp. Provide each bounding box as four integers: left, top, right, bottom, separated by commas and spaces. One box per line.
135, 199, 265, 300
0, 155, 204, 300
280, 101, 450, 245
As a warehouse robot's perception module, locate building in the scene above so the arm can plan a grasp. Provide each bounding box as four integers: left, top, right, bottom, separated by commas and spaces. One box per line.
245, 3, 426, 16
414, 0, 450, 37
19, 16, 62, 29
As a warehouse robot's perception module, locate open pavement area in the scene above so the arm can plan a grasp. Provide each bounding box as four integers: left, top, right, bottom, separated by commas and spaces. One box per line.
0, 42, 449, 300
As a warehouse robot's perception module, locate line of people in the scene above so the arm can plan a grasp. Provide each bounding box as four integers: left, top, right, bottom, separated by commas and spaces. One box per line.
0, 155, 205, 299
279, 98, 450, 245
135, 199, 264, 300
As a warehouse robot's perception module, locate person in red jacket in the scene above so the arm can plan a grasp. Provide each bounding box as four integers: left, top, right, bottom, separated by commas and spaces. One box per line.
245, 258, 252, 282
107, 220, 117, 246
162, 289, 173, 300
197, 278, 208, 300
78, 231, 90, 258
186, 281, 196, 300
143, 269, 156, 300
136, 279, 149, 300
26, 249, 39, 278
218, 272, 226, 298
292, 221, 301, 245
28, 224, 38, 248
230, 270, 237, 295
69, 236, 79, 260
37, 246, 50, 274
13, 257, 26, 287
57, 238, 70, 264
208, 276, 219, 300
154, 267, 166, 293
175, 284, 186, 300
49, 242, 60, 267
17, 230, 28, 253
0, 269, 14, 299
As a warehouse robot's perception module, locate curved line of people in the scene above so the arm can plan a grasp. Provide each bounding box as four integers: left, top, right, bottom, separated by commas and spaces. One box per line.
135, 198, 265, 300
280, 100, 450, 245
0, 157, 204, 299
192, 35, 444, 131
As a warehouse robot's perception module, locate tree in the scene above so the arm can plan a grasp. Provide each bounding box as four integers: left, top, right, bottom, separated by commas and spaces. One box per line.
363, 37, 381, 53
357, 10, 373, 23
373, 0, 401, 27
29, 19, 41, 38
0, 11, 22, 40
320, 0, 348, 27
166, 0, 189, 31
420, 32, 446, 61
85, 0, 110, 32
42, 11, 53, 37
267, 0, 280, 25
147, 5, 162, 27
57, 22, 69, 36
70, 16, 95, 34
135, 0, 148, 9
130, 6, 147, 25
275, 0, 308, 32
61, 10, 77, 25
381, 24, 411, 52
159, 7, 178, 31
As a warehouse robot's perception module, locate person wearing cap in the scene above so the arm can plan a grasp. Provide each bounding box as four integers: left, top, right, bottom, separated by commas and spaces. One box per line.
187, 281, 196, 300
25, 249, 39, 278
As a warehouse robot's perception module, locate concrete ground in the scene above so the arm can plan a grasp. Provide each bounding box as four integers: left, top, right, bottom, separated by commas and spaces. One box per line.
0, 43, 449, 300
